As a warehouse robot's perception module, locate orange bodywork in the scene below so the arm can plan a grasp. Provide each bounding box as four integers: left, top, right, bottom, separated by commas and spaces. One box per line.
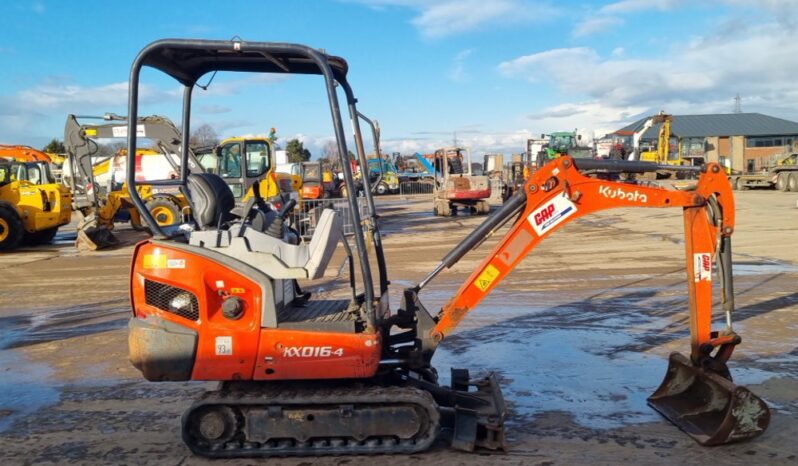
433, 157, 735, 364
130, 240, 381, 381
0, 145, 53, 162
301, 184, 323, 200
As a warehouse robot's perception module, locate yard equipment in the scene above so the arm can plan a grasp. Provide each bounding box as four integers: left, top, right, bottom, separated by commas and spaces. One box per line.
536, 130, 593, 168
0, 145, 54, 163
300, 161, 336, 199
64, 113, 200, 250
431, 147, 490, 216
0, 157, 71, 250
125, 39, 768, 458
195, 136, 282, 202
730, 152, 798, 191
631, 112, 687, 173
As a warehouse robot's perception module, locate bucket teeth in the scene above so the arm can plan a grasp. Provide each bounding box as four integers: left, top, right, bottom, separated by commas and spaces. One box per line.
648, 352, 770, 446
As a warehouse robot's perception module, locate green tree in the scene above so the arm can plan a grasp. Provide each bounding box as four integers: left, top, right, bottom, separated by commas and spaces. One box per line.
285, 138, 311, 163
42, 138, 66, 153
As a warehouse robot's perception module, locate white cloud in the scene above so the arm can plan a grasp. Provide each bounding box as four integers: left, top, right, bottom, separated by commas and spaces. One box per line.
15, 81, 180, 110
197, 104, 232, 114
501, 16, 798, 133
448, 49, 472, 82
573, 16, 624, 37
351, 0, 559, 38
599, 0, 687, 14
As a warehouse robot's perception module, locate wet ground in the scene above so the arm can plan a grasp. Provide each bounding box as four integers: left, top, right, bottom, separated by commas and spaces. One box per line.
0, 190, 797, 465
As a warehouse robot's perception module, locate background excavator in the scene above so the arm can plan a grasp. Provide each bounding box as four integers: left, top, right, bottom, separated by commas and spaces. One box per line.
125, 39, 769, 458
63, 113, 201, 250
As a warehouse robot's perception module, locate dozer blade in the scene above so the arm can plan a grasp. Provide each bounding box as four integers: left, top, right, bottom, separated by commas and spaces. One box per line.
648, 352, 770, 446
76, 221, 119, 251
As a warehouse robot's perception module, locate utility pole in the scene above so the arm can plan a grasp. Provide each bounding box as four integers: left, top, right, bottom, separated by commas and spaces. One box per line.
733, 94, 742, 114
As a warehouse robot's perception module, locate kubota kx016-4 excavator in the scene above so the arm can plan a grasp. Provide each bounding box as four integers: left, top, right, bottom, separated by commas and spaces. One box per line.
125, 39, 769, 458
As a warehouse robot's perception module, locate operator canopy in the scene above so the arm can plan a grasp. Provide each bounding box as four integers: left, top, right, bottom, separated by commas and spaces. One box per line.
137, 39, 349, 86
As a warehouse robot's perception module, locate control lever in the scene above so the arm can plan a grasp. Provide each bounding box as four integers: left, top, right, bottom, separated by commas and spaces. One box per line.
266, 198, 297, 239
278, 199, 297, 219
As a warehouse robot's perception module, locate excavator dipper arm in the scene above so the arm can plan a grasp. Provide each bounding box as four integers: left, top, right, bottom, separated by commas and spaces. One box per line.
418, 156, 768, 446
433, 157, 731, 359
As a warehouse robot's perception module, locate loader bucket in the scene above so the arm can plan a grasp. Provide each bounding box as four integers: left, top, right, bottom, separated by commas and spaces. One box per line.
76, 223, 119, 251
648, 352, 770, 446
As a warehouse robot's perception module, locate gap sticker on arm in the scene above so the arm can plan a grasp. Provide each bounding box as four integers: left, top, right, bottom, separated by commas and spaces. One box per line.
527, 193, 577, 236
693, 253, 712, 282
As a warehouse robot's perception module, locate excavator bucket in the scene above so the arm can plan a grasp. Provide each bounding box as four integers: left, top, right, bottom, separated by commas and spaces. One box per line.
648, 352, 770, 446
76, 218, 119, 251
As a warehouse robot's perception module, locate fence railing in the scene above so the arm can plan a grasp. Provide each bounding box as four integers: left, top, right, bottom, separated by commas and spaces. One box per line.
399, 180, 434, 197
291, 197, 369, 239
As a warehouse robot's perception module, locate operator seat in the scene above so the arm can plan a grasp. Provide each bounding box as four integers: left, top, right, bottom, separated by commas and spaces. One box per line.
186, 173, 235, 229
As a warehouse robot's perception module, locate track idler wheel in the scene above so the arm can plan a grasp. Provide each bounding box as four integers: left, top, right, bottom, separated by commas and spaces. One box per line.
185, 405, 238, 450
647, 352, 770, 445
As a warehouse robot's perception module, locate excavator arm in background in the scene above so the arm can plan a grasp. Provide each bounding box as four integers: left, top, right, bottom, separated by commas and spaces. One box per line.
63, 114, 203, 250
394, 156, 769, 446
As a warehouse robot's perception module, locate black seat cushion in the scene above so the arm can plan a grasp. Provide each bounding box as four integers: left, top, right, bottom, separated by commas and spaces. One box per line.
187, 173, 235, 229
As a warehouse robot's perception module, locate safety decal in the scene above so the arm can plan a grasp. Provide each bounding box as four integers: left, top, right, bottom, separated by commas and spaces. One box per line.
215, 336, 233, 356
473, 264, 500, 292
166, 259, 185, 269
142, 254, 167, 269
694, 253, 712, 282
528, 193, 577, 236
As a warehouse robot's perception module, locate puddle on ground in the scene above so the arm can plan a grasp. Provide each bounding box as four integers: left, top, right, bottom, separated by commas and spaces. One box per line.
434, 326, 666, 430
0, 303, 129, 350
733, 261, 798, 276
424, 281, 785, 430
0, 350, 60, 433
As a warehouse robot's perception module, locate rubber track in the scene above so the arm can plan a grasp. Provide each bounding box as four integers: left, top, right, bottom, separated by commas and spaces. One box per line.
182, 381, 441, 458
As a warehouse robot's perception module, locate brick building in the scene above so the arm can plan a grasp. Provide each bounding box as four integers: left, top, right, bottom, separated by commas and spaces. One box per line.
615, 113, 798, 172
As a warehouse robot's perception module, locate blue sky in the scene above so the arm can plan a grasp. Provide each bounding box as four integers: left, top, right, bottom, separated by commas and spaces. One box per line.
1, 0, 796, 156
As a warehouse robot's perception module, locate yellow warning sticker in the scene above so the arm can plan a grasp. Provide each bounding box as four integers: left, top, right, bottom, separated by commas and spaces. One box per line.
231, 287, 246, 294
84, 128, 97, 136
143, 254, 167, 269
473, 264, 500, 292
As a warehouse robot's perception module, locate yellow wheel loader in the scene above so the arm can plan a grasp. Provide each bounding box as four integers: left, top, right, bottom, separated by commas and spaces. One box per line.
0, 158, 71, 251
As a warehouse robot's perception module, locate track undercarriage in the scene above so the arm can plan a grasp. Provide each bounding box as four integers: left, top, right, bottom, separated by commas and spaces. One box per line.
182, 370, 505, 458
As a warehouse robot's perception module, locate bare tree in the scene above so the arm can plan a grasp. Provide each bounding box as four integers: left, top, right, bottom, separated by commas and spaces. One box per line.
189, 124, 220, 149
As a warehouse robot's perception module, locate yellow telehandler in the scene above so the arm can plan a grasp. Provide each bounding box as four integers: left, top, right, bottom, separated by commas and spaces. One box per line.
0, 157, 71, 251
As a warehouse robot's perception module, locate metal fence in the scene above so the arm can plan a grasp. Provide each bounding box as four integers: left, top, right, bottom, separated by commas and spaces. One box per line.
291, 197, 369, 239
399, 180, 435, 197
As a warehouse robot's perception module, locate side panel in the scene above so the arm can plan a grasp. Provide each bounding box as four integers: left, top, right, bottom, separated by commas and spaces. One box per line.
130, 241, 264, 380
254, 330, 381, 380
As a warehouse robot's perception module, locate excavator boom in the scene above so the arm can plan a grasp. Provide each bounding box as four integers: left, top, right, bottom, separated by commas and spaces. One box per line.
407, 156, 768, 445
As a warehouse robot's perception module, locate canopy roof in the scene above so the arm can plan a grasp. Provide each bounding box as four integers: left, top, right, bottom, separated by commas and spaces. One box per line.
137, 39, 349, 86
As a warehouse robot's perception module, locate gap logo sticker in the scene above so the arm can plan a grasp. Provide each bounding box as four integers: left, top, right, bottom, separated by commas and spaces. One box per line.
528, 193, 577, 236
693, 253, 712, 282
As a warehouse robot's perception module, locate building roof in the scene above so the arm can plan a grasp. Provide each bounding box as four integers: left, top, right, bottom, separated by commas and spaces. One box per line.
615, 113, 798, 139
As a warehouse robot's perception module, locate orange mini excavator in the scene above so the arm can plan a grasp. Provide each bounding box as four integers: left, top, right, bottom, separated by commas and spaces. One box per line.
125, 40, 769, 458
